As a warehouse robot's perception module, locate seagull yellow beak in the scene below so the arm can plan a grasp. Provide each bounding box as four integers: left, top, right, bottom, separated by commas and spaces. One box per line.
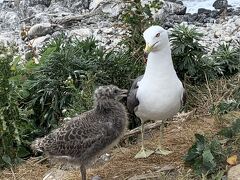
144, 44, 154, 54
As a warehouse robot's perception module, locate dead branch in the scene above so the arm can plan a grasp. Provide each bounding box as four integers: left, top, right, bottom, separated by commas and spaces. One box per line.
123, 121, 162, 139
20, 16, 35, 23
51, 9, 102, 25
10, 167, 16, 180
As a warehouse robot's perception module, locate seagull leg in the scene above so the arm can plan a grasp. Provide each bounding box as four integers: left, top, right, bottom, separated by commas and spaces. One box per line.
80, 165, 86, 180
134, 122, 154, 159
155, 120, 172, 155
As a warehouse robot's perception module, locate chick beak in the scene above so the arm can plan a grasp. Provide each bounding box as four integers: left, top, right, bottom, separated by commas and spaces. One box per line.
120, 89, 128, 97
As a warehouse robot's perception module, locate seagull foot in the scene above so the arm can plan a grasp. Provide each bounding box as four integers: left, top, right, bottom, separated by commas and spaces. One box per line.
155, 147, 172, 155
134, 148, 154, 159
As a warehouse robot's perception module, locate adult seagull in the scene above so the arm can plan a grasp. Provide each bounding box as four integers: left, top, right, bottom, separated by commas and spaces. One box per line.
127, 26, 186, 159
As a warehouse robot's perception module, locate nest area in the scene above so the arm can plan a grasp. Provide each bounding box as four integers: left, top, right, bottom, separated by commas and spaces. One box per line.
0, 114, 220, 180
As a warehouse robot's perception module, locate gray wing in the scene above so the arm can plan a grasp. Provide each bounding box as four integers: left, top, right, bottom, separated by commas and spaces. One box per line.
38, 119, 114, 158
127, 75, 143, 114
181, 88, 187, 107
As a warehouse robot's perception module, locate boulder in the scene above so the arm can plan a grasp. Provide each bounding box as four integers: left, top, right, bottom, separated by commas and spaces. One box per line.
228, 164, 240, 180
213, 0, 228, 10
198, 8, 212, 15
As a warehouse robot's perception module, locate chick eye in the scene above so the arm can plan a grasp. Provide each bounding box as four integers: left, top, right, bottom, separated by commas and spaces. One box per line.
114, 89, 118, 94
155, 33, 160, 37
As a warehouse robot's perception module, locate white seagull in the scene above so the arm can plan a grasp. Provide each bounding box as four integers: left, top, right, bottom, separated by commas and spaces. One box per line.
127, 25, 186, 158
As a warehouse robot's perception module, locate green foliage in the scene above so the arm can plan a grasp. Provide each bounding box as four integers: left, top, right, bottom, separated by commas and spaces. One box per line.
212, 43, 240, 76
212, 99, 240, 116
171, 24, 240, 83
121, 0, 160, 62
218, 118, 240, 139
23, 35, 143, 133
171, 25, 220, 82
0, 44, 34, 168
184, 134, 225, 176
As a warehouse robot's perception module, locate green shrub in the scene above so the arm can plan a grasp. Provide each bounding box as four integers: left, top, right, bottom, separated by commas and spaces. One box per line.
184, 134, 226, 176
0, 44, 34, 168
212, 43, 240, 76
170, 25, 221, 83
121, 0, 161, 62
23, 35, 144, 133
171, 25, 240, 83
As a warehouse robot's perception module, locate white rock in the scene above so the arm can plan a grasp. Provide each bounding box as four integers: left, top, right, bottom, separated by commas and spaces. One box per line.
214, 30, 222, 38
3, 11, 20, 30
228, 164, 240, 180
29, 35, 51, 48
224, 36, 232, 42
102, 27, 113, 34
69, 28, 93, 39
235, 18, 240, 27
89, 0, 104, 10
101, 2, 124, 17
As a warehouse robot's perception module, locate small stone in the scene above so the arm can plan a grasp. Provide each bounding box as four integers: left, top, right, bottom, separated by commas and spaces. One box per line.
228, 164, 240, 180
214, 31, 222, 38
91, 175, 102, 180
69, 28, 93, 39
224, 36, 232, 42
102, 28, 113, 34
235, 18, 240, 27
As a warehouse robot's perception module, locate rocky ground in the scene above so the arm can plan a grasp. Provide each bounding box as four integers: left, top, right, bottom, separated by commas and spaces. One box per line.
0, 0, 240, 60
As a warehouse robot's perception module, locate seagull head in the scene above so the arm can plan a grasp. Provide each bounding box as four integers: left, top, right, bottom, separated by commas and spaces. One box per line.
143, 26, 169, 56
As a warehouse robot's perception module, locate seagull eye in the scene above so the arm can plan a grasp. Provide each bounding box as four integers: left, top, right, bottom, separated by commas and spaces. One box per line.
155, 33, 160, 37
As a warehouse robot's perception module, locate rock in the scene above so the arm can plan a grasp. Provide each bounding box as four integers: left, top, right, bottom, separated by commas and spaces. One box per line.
214, 30, 222, 38
54, 0, 90, 11
235, 18, 240, 27
27, 23, 62, 40
90, 0, 124, 18
163, 1, 187, 15
29, 35, 51, 48
91, 175, 102, 180
224, 36, 232, 42
3, 11, 20, 30
47, 2, 71, 14
213, 0, 228, 10
150, 1, 186, 21
228, 164, 240, 180
198, 8, 212, 15
69, 28, 93, 40
28, 0, 52, 7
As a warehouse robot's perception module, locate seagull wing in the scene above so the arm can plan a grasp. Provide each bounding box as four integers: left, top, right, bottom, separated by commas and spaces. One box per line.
127, 75, 143, 114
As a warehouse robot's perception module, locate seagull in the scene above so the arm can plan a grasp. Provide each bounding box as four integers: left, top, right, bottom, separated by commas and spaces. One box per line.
31, 85, 129, 180
127, 25, 186, 159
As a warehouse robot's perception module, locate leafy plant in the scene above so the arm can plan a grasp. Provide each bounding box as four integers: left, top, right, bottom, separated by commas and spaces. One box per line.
171, 24, 220, 82
212, 43, 240, 76
218, 118, 240, 139
0, 44, 34, 168
121, 0, 161, 63
22, 35, 144, 133
184, 134, 225, 176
